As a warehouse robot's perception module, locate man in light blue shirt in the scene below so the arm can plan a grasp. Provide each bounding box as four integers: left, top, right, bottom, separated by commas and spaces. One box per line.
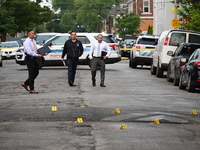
21, 30, 43, 94
89, 34, 111, 87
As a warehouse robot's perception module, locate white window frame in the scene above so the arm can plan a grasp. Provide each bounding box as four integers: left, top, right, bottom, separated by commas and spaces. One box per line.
143, 0, 150, 13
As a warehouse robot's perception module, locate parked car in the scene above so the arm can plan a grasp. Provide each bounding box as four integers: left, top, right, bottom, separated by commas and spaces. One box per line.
0, 41, 20, 59
121, 39, 136, 57
179, 48, 200, 92
15, 33, 121, 68
167, 43, 200, 86
129, 34, 159, 68
35, 33, 59, 45
6, 37, 23, 47
151, 29, 200, 77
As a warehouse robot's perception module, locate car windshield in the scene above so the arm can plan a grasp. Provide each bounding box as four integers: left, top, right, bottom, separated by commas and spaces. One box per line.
36, 34, 57, 44
94, 36, 116, 43
0, 42, 19, 48
125, 39, 135, 44
180, 45, 200, 56
49, 36, 70, 45
138, 38, 157, 45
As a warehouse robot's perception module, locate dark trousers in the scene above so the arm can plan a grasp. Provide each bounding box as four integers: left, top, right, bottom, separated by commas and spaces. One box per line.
24, 56, 39, 90
91, 58, 105, 85
66, 58, 78, 85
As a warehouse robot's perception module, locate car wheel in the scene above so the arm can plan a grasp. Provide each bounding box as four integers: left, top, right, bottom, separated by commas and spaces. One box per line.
150, 62, 156, 75
166, 65, 173, 82
0, 60, 2, 66
156, 63, 163, 78
173, 70, 179, 86
179, 74, 186, 90
129, 59, 131, 67
131, 62, 137, 68
187, 75, 195, 92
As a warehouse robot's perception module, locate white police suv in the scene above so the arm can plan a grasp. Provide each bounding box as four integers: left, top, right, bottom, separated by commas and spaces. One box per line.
15, 33, 121, 68
129, 35, 159, 68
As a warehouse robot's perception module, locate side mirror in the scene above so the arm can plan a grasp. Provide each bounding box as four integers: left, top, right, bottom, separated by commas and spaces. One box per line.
167, 51, 174, 56
47, 42, 52, 47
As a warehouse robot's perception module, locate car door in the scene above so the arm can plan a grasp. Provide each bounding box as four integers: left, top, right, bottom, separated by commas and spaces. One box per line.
170, 46, 181, 77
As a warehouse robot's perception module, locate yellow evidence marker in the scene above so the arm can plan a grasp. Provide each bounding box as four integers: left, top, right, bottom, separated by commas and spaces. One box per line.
120, 124, 127, 129
76, 118, 83, 123
51, 106, 57, 111
114, 108, 121, 113
190, 110, 197, 115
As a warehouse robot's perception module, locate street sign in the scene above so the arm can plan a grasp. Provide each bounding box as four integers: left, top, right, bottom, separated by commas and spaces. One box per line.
171, 18, 180, 29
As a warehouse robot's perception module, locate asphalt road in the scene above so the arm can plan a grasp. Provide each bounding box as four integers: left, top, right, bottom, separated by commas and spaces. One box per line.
0, 59, 200, 150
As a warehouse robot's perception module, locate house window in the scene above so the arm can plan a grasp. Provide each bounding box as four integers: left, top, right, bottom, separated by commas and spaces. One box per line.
143, 0, 150, 13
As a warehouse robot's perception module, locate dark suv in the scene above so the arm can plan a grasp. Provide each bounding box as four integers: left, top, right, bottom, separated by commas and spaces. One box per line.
167, 43, 200, 86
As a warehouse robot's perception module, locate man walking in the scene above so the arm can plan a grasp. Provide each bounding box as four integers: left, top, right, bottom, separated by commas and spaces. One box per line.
21, 30, 43, 94
61, 31, 83, 87
89, 34, 111, 87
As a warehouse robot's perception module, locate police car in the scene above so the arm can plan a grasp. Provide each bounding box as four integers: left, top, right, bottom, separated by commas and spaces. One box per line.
129, 35, 159, 68
15, 33, 121, 68
0, 41, 20, 59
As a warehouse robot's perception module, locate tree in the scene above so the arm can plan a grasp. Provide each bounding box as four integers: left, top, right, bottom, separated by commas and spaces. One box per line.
177, 0, 200, 31
0, 0, 53, 41
115, 13, 141, 38
147, 25, 153, 34
52, 0, 123, 32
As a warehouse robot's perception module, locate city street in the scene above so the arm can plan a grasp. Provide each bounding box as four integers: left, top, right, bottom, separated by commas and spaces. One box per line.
0, 59, 200, 150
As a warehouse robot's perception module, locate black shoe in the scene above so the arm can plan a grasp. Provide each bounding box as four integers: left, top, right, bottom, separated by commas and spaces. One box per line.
100, 84, 106, 87
69, 84, 76, 87
92, 82, 96, 86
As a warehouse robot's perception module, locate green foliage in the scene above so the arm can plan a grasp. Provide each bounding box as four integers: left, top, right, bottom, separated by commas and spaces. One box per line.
0, 0, 53, 41
147, 25, 153, 34
177, 0, 200, 32
52, 0, 123, 32
115, 13, 141, 38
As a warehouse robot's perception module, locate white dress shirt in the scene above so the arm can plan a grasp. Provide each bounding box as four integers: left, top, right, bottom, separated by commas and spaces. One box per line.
89, 40, 111, 59
23, 37, 39, 57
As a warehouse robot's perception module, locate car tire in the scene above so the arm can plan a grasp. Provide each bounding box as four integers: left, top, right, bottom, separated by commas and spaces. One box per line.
173, 70, 179, 86
166, 65, 173, 82
131, 62, 137, 68
150, 62, 156, 75
129, 59, 132, 67
179, 74, 186, 90
187, 75, 195, 92
0, 60, 2, 66
156, 63, 163, 78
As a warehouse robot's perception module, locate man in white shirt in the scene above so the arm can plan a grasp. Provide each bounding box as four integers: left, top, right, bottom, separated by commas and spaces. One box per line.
21, 30, 43, 94
89, 34, 111, 87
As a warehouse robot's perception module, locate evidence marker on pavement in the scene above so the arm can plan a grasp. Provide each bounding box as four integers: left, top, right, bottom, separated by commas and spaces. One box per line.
190, 110, 197, 115
113, 108, 121, 113
152, 119, 160, 124
76, 118, 83, 123
120, 124, 127, 129
51, 106, 57, 111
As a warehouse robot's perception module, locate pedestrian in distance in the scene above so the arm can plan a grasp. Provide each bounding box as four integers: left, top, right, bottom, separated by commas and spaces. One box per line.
61, 31, 84, 87
89, 34, 111, 87
21, 30, 43, 94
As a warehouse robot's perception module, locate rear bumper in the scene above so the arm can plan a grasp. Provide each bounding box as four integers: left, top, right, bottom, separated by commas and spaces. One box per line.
133, 57, 152, 65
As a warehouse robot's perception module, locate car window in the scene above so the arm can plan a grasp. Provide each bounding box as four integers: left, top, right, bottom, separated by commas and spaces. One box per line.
179, 45, 200, 56
169, 33, 186, 46
94, 36, 115, 43
188, 34, 200, 43
51, 36, 69, 45
36, 34, 57, 44
0, 42, 18, 48
137, 38, 157, 45
188, 50, 198, 61
76, 36, 90, 44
